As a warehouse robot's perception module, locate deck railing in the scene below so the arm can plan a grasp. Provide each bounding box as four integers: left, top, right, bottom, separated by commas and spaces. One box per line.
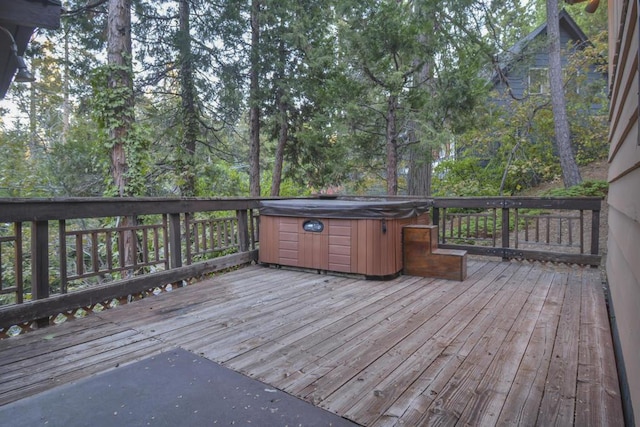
0, 198, 261, 336
0, 196, 602, 337
430, 197, 602, 266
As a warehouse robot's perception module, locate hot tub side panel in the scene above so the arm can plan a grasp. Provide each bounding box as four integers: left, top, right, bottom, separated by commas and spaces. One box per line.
259, 213, 430, 276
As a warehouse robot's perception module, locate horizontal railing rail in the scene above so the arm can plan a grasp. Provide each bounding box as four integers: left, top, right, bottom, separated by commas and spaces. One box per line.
0, 195, 602, 337
0, 198, 261, 337
430, 197, 602, 266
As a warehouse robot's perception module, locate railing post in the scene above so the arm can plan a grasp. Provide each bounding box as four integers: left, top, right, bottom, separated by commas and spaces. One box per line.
168, 213, 182, 269
502, 205, 510, 261
59, 220, 67, 294
14, 222, 23, 304
236, 209, 250, 252
431, 207, 439, 233
31, 220, 50, 327
441, 208, 446, 244
591, 207, 600, 265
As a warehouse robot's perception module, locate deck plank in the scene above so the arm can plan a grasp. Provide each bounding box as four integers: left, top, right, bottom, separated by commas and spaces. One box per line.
281, 261, 505, 400
456, 269, 555, 426
575, 269, 624, 427
495, 269, 569, 425
330, 262, 519, 423
226, 274, 430, 374
0, 261, 623, 426
393, 262, 542, 426
537, 268, 582, 426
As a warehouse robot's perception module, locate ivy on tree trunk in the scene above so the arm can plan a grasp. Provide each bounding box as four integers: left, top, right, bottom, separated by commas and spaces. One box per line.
107, 0, 134, 197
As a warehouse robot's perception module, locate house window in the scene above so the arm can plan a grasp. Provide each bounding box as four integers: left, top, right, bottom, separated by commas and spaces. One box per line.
528, 67, 549, 95
562, 69, 587, 95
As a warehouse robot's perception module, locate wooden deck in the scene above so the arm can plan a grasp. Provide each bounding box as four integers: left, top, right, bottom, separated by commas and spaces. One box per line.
0, 259, 623, 426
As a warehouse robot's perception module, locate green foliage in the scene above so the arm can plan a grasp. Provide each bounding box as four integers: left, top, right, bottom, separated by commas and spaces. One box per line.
450, 25, 609, 196
432, 158, 501, 196
542, 179, 608, 197
0, 0, 611, 200
442, 215, 497, 245
90, 64, 151, 197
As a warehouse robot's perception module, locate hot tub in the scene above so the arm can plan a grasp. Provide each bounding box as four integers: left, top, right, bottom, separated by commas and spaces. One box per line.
259, 199, 430, 278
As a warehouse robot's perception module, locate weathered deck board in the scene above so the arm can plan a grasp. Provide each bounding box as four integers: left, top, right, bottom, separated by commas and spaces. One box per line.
537, 268, 582, 426
0, 260, 623, 426
576, 269, 625, 426
495, 269, 569, 425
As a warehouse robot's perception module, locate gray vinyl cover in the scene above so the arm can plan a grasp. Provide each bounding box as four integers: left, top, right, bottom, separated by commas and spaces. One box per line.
259, 199, 429, 219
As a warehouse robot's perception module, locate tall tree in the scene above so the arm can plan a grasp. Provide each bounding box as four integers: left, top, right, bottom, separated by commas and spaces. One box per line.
249, 0, 261, 197
178, 0, 198, 196
270, 25, 288, 197
406, 1, 433, 197
106, 0, 138, 271
107, 0, 135, 196
546, 0, 582, 187
338, 0, 429, 195
406, 59, 432, 196
261, 0, 338, 196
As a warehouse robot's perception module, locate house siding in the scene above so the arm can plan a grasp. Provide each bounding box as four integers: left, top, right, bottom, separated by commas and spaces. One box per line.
607, 0, 640, 425
492, 14, 604, 104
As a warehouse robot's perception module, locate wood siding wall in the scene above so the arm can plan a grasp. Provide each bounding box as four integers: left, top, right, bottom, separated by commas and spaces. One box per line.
607, 0, 640, 425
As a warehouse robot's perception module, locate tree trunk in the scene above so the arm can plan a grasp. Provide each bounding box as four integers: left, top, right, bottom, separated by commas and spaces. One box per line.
108, 0, 136, 271
249, 0, 261, 197
407, 58, 432, 196
29, 81, 37, 159
62, 23, 70, 145
271, 97, 288, 197
407, 141, 432, 196
178, 0, 197, 197
546, 0, 582, 188
271, 35, 287, 197
107, 0, 134, 197
386, 94, 399, 195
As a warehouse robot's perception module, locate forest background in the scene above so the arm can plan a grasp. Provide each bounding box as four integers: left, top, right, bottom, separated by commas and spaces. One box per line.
0, 0, 609, 200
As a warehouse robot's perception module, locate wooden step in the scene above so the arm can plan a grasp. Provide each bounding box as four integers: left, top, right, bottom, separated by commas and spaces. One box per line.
403, 225, 468, 281
402, 224, 439, 253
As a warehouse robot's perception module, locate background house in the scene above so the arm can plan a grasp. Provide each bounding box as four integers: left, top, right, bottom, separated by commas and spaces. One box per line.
606, 1, 640, 425
0, 0, 61, 99
491, 9, 606, 104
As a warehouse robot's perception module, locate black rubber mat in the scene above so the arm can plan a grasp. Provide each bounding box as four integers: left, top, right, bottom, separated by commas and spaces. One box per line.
1, 347, 360, 426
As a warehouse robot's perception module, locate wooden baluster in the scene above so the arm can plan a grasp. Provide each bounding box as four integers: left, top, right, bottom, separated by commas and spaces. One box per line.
169, 213, 183, 268
92, 231, 99, 273
106, 231, 114, 272
31, 220, 50, 327
58, 220, 67, 295
502, 206, 510, 261
579, 210, 584, 254
591, 208, 600, 258
162, 215, 169, 270
237, 209, 250, 253
514, 208, 519, 249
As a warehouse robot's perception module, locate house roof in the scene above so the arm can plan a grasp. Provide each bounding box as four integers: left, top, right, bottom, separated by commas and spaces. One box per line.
0, 0, 62, 99
491, 9, 590, 84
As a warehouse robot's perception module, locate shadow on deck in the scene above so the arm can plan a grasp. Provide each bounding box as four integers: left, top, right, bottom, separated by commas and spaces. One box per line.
0, 258, 623, 426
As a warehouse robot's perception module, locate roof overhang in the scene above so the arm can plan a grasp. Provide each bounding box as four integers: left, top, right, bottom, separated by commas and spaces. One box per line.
0, 0, 62, 99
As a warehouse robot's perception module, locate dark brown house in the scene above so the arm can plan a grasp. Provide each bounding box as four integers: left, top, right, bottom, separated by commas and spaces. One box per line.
0, 0, 61, 99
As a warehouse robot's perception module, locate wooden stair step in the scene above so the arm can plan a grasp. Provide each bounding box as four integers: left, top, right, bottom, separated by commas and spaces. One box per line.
403, 225, 468, 281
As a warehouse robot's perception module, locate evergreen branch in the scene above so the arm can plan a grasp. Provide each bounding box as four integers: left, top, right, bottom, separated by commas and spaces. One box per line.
62, 0, 108, 17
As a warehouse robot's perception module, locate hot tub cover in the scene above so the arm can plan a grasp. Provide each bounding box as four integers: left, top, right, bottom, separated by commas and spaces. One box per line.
259, 199, 429, 219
